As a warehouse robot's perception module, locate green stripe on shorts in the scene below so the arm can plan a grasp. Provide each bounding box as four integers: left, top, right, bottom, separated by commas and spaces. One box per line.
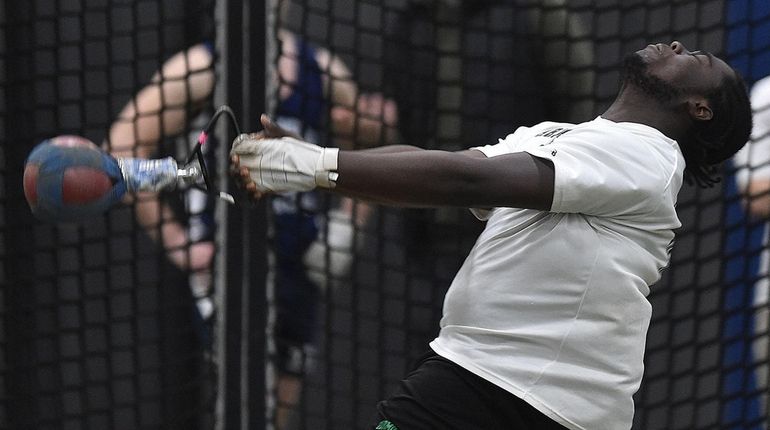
376, 419, 399, 430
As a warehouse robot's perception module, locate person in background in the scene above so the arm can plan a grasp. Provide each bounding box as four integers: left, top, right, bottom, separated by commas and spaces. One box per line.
105, 28, 398, 428
730, 73, 770, 426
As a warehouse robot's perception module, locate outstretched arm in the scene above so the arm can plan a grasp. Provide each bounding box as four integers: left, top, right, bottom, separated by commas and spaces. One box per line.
106, 44, 215, 271
231, 115, 554, 211
333, 149, 553, 210
109, 44, 215, 158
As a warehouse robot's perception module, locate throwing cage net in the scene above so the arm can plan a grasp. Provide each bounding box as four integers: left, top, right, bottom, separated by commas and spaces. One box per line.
2, 1, 218, 429
2, 1, 770, 429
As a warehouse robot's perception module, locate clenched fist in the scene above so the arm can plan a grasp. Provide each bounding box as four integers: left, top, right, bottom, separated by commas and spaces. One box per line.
229, 115, 339, 197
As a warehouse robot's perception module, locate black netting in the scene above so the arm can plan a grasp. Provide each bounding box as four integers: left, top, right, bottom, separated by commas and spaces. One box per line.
267, 1, 770, 430
3, 1, 770, 430
1, 1, 217, 429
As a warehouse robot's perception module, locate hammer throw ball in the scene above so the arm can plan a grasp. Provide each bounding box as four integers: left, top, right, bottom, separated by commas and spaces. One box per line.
23, 135, 126, 222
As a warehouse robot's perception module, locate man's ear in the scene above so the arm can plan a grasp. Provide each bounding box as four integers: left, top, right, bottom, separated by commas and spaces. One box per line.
688, 97, 714, 122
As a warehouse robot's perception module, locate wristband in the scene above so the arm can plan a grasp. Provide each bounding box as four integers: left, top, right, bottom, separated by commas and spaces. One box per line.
316, 147, 339, 188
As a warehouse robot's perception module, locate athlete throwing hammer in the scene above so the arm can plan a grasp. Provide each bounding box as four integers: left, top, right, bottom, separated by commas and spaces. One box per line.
231, 41, 751, 430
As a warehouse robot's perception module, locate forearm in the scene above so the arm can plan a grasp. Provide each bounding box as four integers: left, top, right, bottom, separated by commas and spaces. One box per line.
333, 150, 552, 210
352, 144, 423, 154
332, 146, 481, 206
109, 106, 191, 158
134, 194, 193, 267
334, 150, 467, 206
107, 44, 214, 158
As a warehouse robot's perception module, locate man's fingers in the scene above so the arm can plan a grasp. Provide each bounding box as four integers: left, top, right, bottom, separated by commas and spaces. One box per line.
229, 121, 320, 196
229, 150, 268, 202
228, 154, 251, 188
229, 154, 242, 178
260, 114, 273, 132
244, 180, 264, 200
261, 114, 282, 137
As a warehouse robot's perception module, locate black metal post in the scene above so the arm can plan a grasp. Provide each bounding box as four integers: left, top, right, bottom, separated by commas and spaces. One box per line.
2, 1, 42, 428
214, 0, 267, 429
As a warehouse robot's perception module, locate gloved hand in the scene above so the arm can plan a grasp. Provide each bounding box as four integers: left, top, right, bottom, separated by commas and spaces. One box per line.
229, 133, 339, 193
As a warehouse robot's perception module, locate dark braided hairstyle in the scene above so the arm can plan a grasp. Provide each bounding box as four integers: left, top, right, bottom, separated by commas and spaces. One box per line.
679, 70, 753, 187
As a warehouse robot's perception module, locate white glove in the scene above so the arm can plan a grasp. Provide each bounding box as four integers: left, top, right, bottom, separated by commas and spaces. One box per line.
230, 134, 339, 193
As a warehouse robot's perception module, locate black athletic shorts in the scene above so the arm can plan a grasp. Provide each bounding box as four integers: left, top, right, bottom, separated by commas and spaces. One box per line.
373, 350, 569, 430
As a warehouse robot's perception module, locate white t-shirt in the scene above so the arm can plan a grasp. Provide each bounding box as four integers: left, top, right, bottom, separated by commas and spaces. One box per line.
429, 116, 684, 430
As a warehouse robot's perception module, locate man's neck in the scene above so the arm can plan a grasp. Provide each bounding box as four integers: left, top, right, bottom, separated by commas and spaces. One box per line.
602, 87, 689, 142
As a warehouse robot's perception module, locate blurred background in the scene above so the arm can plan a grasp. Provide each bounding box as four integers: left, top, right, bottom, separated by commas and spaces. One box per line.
2, 0, 770, 429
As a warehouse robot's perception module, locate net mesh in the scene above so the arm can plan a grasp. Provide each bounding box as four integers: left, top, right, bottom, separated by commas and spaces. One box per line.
3, 1, 770, 430
269, 1, 770, 429
1, 1, 217, 429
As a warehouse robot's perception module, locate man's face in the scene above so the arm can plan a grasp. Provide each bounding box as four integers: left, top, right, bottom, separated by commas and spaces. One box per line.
622, 41, 733, 103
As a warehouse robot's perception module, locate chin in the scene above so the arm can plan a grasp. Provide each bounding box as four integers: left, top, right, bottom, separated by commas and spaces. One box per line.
620, 53, 681, 103
621, 52, 648, 79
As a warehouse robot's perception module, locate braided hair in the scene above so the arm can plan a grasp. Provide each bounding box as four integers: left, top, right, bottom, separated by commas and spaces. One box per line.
679, 70, 753, 187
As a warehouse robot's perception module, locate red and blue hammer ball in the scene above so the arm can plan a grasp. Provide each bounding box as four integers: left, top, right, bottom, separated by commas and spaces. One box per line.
23, 135, 127, 223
